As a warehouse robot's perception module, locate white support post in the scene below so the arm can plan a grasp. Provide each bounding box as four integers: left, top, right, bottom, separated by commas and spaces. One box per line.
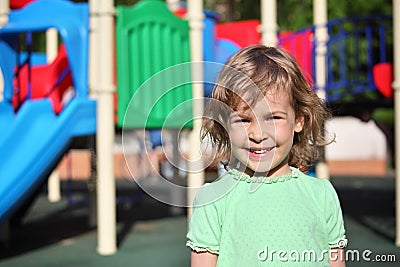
260, 0, 278, 47
47, 168, 61, 202
46, 28, 62, 203
88, 0, 100, 229
166, 0, 180, 11
393, 0, 400, 247
313, 0, 328, 100
313, 0, 330, 179
89, 0, 99, 98
46, 28, 58, 62
187, 0, 204, 219
0, 0, 8, 26
89, 0, 117, 255
0, 0, 9, 102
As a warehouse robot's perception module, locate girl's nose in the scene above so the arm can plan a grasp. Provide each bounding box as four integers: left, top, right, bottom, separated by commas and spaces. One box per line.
248, 121, 269, 143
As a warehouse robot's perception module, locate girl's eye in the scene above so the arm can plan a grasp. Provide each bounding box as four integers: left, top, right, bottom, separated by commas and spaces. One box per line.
267, 116, 282, 121
234, 119, 250, 124
230, 115, 250, 124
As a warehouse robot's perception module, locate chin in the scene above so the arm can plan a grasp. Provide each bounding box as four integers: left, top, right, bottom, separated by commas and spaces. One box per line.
245, 163, 274, 175
246, 159, 290, 177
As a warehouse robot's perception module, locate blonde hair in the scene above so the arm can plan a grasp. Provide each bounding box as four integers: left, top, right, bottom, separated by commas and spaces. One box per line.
202, 45, 332, 172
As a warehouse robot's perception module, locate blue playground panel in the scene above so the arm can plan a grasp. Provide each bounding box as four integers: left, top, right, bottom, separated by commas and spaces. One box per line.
0, 0, 95, 224
19, 52, 48, 65
203, 10, 240, 97
325, 15, 393, 102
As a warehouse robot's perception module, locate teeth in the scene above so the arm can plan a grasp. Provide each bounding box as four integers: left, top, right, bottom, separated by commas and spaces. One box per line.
249, 148, 272, 153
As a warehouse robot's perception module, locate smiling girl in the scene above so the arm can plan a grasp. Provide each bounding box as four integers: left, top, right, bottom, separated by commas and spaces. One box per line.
186, 46, 347, 266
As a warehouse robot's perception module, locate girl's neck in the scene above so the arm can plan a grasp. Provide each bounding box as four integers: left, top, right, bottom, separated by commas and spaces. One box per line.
234, 160, 292, 177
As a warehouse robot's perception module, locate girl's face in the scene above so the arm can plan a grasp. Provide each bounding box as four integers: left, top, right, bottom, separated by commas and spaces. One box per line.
227, 90, 304, 177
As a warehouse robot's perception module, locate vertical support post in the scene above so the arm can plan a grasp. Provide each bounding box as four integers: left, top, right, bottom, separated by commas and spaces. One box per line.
187, 0, 204, 219
88, 0, 99, 231
0, 0, 8, 26
46, 28, 58, 62
393, 0, 400, 247
46, 28, 62, 203
90, 0, 117, 255
0, 0, 9, 102
166, 0, 180, 11
314, 0, 328, 100
260, 0, 278, 47
47, 168, 61, 202
313, 0, 330, 179
89, 0, 99, 98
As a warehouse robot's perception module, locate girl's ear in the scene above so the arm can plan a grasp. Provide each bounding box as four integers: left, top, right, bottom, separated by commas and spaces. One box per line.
294, 116, 304, 133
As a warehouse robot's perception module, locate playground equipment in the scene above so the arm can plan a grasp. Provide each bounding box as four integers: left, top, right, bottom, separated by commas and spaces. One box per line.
324, 15, 393, 103
213, 16, 394, 104
115, 0, 195, 214
0, 0, 95, 223
12, 44, 73, 114
9, 0, 31, 9
116, 1, 192, 129
0, 0, 397, 254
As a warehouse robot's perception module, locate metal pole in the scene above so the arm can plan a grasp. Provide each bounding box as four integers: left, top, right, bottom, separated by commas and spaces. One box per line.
0, 0, 8, 25
46, 28, 61, 203
0, 0, 9, 102
187, 0, 204, 219
313, 0, 330, 179
314, 0, 328, 100
89, 0, 99, 96
46, 28, 58, 62
89, 0, 117, 255
393, 0, 400, 247
166, 0, 180, 11
260, 0, 278, 47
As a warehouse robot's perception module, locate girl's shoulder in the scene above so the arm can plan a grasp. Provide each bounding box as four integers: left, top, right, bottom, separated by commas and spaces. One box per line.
296, 169, 335, 188
192, 173, 238, 207
294, 169, 342, 206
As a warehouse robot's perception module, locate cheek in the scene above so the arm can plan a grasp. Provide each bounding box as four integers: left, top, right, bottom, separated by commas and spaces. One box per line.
275, 125, 295, 143
228, 124, 248, 144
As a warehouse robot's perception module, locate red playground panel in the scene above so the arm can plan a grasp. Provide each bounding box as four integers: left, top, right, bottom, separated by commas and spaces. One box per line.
279, 30, 313, 83
10, 0, 35, 9
373, 62, 393, 98
215, 20, 261, 48
12, 45, 73, 114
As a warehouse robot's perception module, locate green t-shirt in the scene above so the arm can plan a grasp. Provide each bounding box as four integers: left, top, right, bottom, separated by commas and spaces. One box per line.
186, 167, 347, 266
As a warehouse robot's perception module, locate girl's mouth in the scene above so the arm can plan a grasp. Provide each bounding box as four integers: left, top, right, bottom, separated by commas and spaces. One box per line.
246, 147, 275, 155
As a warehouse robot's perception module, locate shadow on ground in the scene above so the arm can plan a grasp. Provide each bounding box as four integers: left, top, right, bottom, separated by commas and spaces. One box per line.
0, 180, 176, 260
333, 176, 395, 242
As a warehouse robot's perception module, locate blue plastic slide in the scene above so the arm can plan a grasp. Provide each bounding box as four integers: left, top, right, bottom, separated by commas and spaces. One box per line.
0, 0, 94, 224
0, 98, 96, 223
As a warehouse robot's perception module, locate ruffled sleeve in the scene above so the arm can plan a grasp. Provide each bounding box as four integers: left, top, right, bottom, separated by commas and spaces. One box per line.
323, 180, 348, 248
186, 185, 224, 255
